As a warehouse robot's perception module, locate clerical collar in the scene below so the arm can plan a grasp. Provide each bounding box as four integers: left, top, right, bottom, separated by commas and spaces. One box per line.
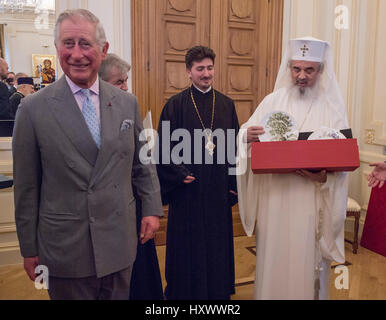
192, 84, 212, 94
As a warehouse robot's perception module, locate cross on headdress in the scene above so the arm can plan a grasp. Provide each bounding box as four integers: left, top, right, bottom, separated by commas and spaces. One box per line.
300, 44, 309, 57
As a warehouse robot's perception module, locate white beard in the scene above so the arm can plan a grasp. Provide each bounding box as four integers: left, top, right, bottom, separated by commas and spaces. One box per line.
292, 82, 321, 101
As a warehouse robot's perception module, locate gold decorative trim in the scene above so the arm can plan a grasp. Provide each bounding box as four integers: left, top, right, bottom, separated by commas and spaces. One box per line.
365, 129, 376, 145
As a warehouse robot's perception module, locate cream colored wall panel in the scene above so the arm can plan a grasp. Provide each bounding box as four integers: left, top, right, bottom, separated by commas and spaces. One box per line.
0, 138, 12, 150
334, 0, 357, 125
0, 151, 12, 162
367, 0, 386, 145
87, 0, 117, 54
349, 0, 368, 140
55, 0, 83, 13
0, 163, 12, 176
0, 243, 23, 266
289, 0, 315, 37
360, 151, 386, 164
0, 138, 17, 266
361, 170, 373, 210
0, 227, 18, 243
0, 15, 56, 76
0, 138, 12, 175
0, 192, 15, 225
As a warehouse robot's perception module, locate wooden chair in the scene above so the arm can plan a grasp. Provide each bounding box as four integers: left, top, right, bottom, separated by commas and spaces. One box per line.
345, 197, 361, 254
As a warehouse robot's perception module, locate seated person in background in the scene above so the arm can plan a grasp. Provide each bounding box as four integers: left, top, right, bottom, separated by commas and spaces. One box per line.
9, 77, 35, 119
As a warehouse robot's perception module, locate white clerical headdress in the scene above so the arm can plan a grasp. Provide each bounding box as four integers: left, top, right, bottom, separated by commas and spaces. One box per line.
273, 36, 349, 128
289, 37, 327, 62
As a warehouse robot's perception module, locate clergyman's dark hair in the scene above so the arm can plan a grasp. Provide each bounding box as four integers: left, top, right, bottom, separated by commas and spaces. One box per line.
185, 46, 216, 69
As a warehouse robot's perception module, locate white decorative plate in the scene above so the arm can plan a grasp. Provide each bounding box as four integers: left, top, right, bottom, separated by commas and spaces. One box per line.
259, 111, 298, 142
307, 127, 346, 140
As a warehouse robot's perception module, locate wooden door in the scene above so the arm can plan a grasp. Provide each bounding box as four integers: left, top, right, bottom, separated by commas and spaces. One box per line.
131, 0, 283, 244
132, 0, 211, 125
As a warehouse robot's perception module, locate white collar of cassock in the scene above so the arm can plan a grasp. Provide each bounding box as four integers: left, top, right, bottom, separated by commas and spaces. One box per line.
193, 84, 212, 94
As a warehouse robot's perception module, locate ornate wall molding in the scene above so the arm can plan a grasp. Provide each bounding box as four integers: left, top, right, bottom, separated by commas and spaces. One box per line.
168, 0, 194, 13
229, 29, 253, 56
364, 129, 376, 145
166, 22, 195, 52
230, 0, 253, 19
359, 150, 386, 164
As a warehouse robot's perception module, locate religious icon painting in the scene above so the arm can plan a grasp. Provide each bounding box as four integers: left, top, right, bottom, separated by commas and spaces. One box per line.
32, 54, 57, 85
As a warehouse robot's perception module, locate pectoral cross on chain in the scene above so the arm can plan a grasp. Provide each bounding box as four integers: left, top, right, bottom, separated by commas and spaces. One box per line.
300, 44, 309, 57
205, 133, 216, 156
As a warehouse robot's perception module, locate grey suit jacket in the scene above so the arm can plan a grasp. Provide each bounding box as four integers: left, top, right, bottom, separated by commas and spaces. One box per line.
12, 76, 163, 278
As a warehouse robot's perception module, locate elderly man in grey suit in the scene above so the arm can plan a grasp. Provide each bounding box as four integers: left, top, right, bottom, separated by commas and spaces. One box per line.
12, 9, 163, 300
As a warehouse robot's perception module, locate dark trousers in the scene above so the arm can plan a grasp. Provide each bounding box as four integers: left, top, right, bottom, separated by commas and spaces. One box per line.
48, 266, 132, 300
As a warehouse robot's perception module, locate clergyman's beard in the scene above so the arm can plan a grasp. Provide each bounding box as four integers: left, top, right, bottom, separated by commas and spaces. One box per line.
298, 85, 307, 95
293, 83, 320, 100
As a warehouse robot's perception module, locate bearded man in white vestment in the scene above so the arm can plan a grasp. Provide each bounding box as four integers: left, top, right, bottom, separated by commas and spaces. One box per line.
237, 37, 349, 300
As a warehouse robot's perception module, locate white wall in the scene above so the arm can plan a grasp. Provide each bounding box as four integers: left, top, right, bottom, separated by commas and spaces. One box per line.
1, 13, 56, 76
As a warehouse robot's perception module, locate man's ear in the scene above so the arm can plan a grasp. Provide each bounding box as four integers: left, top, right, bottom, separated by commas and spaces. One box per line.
101, 42, 110, 60
186, 68, 192, 79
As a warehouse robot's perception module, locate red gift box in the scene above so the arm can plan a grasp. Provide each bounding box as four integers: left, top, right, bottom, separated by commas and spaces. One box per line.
251, 139, 360, 174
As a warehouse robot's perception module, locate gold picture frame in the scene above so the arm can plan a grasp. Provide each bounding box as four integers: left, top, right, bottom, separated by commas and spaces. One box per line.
32, 54, 57, 84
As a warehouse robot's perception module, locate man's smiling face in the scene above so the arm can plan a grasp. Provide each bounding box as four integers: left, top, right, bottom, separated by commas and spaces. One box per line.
56, 16, 108, 88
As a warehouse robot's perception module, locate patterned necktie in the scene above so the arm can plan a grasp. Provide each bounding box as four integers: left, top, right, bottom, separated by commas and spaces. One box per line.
80, 88, 101, 149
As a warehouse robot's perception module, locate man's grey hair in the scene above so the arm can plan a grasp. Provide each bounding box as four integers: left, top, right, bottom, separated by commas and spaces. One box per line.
17, 84, 32, 90
98, 53, 131, 81
54, 9, 107, 49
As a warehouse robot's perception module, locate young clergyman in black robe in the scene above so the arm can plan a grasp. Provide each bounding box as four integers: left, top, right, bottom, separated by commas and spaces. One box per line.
156, 46, 240, 300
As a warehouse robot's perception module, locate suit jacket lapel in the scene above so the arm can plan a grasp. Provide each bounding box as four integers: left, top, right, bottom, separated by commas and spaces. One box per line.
49, 76, 99, 167
89, 80, 120, 187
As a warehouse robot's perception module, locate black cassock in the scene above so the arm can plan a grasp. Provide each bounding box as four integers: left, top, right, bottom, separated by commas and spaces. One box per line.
156, 85, 239, 300
129, 188, 164, 300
